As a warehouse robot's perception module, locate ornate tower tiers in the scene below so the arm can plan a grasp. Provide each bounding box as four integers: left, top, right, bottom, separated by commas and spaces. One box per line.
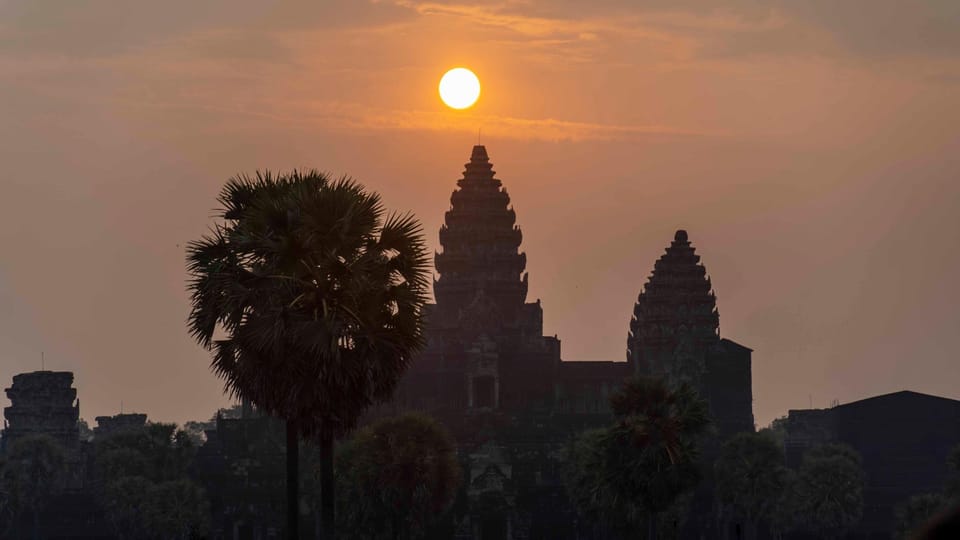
627, 230, 720, 385
434, 145, 529, 324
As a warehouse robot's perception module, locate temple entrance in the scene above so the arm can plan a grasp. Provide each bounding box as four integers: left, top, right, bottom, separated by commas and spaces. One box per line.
473, 376, 495, 408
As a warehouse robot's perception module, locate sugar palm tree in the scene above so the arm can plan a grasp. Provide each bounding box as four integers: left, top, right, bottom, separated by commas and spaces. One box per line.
186, 171, 430, 539
790, 444, 864, 540
604, 376, 710, 539
714, 431, 790, 540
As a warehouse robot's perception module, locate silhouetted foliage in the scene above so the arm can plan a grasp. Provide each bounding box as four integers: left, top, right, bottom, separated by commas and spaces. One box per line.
566, 376, 710, 539
94, 422, 208, 539
945, 444, 960, 502
145, 479, 210, 540
566, 428, 639, 534
759, 415, 788, 449
788, 443, 865, 540
334, 414, 461, 539
182, 404, 244, 445
894, 446, 960, 539
766, 467, 798, 540
186, 171, 430, 539
894, 493, 949, 540
95, 422, 196, 484
0, 435, 67, 539
102, 475, 153, 539
78, 418, 94, 442
714, 431, 789, 540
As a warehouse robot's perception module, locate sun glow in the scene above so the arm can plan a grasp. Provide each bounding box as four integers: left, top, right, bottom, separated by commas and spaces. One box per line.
438, 68, 481, 110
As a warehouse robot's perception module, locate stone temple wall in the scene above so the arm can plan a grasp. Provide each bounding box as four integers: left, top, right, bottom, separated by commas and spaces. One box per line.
94, 413, 148, 438
3, 370, 80, 451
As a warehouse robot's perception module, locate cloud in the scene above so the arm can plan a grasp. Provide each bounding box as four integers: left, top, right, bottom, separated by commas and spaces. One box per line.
0, 0, 413, 59
339, 107, 721, 141
393, 0, 960, 61
129, 96, 718, 142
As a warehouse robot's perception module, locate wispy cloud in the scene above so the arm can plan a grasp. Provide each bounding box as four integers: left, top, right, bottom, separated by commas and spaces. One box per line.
130, 97, 718, 142
346, 107, 721, 141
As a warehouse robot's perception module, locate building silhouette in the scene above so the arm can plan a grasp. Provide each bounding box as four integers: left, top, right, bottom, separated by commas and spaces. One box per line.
93, 412, 147, 437
2, 370, 80, 451
387, 145, 756, 539
786, 391, 960, 539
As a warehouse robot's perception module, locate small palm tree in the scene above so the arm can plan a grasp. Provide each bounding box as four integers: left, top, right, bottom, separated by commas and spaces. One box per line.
790, 444, 864, 540
714, 431, 790, 540
605, 376, 710, 539
186, 171, 430, 539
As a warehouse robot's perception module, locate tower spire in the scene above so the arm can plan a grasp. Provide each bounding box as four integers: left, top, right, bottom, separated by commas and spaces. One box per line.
434, 145, 528, 320
627, 229, 719, 384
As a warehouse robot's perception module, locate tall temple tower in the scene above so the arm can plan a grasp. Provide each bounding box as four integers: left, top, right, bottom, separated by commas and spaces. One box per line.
627, 230, 754, 438
396, 145, 560, 419
434, 145, 528, 323
3, 371, 80, 451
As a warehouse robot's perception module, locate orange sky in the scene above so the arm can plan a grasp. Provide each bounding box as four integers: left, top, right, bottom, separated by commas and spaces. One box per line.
1, 1, 958, 427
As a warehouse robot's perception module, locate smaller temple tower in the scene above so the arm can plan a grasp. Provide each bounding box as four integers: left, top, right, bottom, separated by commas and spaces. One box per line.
627, 231, 754, 439
3, 371, 81, 451
627, 230, 720, 386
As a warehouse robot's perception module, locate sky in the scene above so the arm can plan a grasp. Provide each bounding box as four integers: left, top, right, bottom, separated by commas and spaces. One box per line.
0, 1, 958, 428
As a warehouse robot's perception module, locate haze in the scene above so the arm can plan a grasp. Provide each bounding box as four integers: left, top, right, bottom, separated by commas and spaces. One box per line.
1, 1, 957, 428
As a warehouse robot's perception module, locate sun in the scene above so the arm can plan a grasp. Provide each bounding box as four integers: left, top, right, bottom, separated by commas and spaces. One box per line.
439, 68, 481, 110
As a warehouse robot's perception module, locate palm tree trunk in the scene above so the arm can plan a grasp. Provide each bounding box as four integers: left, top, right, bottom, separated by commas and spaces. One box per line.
320, 430, 335, 540
647, 513, 657, 540
287, 419, 300, 540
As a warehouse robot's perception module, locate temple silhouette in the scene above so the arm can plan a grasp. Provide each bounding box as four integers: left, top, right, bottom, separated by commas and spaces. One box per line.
383, 145, 755, 538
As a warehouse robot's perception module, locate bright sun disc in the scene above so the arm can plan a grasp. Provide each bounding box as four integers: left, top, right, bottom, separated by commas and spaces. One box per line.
439, 68, 480, 109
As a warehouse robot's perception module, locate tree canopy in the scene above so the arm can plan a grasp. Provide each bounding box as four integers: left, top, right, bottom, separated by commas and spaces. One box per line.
0, 435, 67, 538
567, 376, 710, 538
186, 170, 430, 539
186, 171, 430, 438
788, 443, 865, 540
94, 422, 208, 540
714, 431, 790, 540
335, 413, 462, 539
